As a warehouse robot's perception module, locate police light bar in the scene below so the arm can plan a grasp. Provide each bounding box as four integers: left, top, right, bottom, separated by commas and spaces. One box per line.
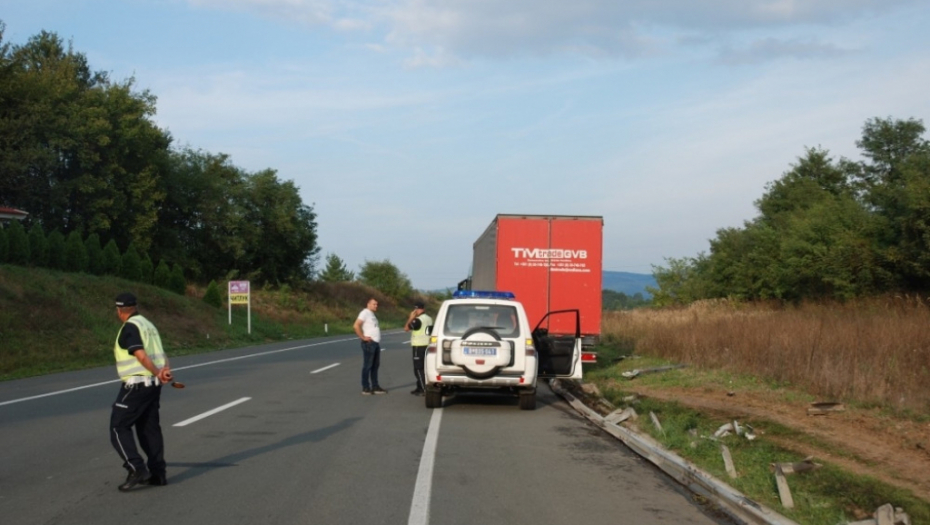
452, 290, 516, 300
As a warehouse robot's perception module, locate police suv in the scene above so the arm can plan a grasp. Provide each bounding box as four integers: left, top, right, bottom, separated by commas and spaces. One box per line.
423, 290, 583, 410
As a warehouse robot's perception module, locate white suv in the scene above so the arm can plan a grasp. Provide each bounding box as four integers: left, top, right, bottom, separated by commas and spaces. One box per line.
423, 290, 583, 410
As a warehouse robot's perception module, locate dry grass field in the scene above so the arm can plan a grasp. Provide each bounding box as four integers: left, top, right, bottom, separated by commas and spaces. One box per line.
603, 296, 930, 414
594, 299, 930, 518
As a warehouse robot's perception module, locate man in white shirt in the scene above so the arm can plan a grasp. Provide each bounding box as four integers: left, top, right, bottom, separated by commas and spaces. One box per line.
353, 298, 386, 395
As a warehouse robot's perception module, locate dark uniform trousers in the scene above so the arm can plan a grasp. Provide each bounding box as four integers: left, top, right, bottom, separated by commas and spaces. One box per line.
412, 345, 427, 391
110, 382, 166, 476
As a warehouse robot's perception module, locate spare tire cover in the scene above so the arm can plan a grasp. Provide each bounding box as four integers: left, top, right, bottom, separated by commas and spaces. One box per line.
451, 328, 511, 378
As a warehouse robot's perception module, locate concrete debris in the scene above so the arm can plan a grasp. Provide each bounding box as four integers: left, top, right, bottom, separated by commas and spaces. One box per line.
712, 420, 756, 440
846, 504, 911, 525
621, 364, 688, 380
605, 407, 638, 425
769, 457, 822, 475
650, 411, 663, 433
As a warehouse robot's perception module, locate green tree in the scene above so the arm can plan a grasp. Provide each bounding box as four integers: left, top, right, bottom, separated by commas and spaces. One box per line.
358, 259, 412, 301
63, 230, 89, 272
648, 256, 712, 307
153, 259, 171, 289
27, 223, 48, 267
101, 239, 121, 276
0, 30, 170, 252
319, 253, 355, 282
84, 233, 103, 275
150, 149, 241, 280
852, 117, 929, 195
120, 242, 142, 282
602, 290, 650, 310
46, 230, 65, 270
169, 264, 186, 295
139, 254, 154, 284
846, 117, 930, 290
203, 280, 222, 308
238, 170, 320, 283
6, 220, 29, 265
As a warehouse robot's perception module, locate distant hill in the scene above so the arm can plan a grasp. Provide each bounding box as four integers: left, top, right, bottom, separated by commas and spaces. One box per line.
602, 271, 656, 298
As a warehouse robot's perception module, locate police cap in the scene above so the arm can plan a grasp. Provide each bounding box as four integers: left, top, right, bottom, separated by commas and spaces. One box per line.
115, 292, 137, 307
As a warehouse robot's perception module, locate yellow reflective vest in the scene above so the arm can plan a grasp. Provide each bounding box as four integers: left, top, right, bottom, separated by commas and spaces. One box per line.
114, 314, 166, 381
411, 313, 433, 346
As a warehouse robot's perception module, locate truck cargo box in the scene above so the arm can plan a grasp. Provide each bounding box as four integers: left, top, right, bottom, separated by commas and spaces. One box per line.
471, 214, 603, 346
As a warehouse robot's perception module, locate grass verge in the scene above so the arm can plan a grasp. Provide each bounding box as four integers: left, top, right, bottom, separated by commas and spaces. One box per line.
0, 265, 409, 380
575, 339, 930, 525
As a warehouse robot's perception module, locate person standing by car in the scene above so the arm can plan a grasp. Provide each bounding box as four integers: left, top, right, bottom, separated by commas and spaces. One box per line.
405, 301, 433, 396
110, 292, 172, 491
354, 298, 386, 395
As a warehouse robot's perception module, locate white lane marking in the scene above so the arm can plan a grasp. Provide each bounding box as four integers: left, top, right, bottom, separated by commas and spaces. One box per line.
0, 338, 357, 407
173, 397, 251, 427
311, 363, 340, 374
408, 408, 443, 525
0, 379, 119, 407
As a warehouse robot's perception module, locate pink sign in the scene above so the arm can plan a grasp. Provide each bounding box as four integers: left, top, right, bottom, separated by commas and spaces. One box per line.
229, 281, 250, 293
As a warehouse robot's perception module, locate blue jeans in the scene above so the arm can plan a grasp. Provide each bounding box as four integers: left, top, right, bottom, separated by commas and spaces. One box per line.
361, 340, 381, 390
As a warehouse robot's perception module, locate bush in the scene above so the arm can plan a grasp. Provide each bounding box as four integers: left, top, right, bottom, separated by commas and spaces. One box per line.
120, 243, 142, 282
64, 231, 88, 273
6, 221, 29, 265
154, 259, 171, 289
139, 254, 154, 284
28, 223, 48, 267
46, 230, 65, 270
101, 239, 121, 276
203, 280, 223, 308
169, 264, 186, 295
84, 234, 103, 275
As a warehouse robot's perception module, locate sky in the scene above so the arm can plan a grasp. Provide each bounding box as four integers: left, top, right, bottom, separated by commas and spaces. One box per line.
3, 0, 930, 290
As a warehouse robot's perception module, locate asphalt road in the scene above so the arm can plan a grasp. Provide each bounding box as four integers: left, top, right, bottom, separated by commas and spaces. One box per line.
0, 331, 731, 525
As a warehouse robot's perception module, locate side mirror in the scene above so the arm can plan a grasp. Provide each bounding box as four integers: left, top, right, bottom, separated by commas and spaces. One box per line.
426, 325, 433, 336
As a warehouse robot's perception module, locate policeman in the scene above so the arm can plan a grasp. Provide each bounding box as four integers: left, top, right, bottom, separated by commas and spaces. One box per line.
110, 292, 172, 491
405, 301, 433, 395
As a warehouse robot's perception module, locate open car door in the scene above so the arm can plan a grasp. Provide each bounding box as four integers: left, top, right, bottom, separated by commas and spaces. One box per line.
533, 309, 583, 380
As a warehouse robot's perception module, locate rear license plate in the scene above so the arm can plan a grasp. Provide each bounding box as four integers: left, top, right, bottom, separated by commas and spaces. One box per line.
463, 347, 497, 356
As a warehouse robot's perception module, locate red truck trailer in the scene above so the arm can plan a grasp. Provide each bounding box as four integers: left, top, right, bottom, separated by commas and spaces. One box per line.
469, 214, 603, 349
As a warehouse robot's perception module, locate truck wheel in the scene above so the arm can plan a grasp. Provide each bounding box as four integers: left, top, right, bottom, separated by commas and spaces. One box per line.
519, 390, 536, 411
425, 389, 443, 409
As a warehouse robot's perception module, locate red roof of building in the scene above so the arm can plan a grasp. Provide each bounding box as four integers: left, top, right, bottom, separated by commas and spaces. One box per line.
0, 207, 29, 220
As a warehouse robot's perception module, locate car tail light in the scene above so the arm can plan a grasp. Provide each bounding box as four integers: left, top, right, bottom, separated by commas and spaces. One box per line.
442, 339, 453, 365
525, 338, 536, 356
427, 344, 437, 354
581, 352, 597, 363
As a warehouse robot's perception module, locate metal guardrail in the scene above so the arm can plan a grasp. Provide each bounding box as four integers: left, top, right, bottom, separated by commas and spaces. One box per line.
549, 379, 801, 525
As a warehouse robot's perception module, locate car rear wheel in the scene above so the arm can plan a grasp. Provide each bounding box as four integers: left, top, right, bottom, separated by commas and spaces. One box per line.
425, 389, 443, 409
519, 390, 536, 411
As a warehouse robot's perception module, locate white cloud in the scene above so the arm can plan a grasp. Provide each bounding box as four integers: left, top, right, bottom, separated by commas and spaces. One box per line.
717, 37, 854, 65
182, 0, 919, 64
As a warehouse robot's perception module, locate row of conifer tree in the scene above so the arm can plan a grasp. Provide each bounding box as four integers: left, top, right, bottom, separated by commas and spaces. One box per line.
0, 220, 186, 295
